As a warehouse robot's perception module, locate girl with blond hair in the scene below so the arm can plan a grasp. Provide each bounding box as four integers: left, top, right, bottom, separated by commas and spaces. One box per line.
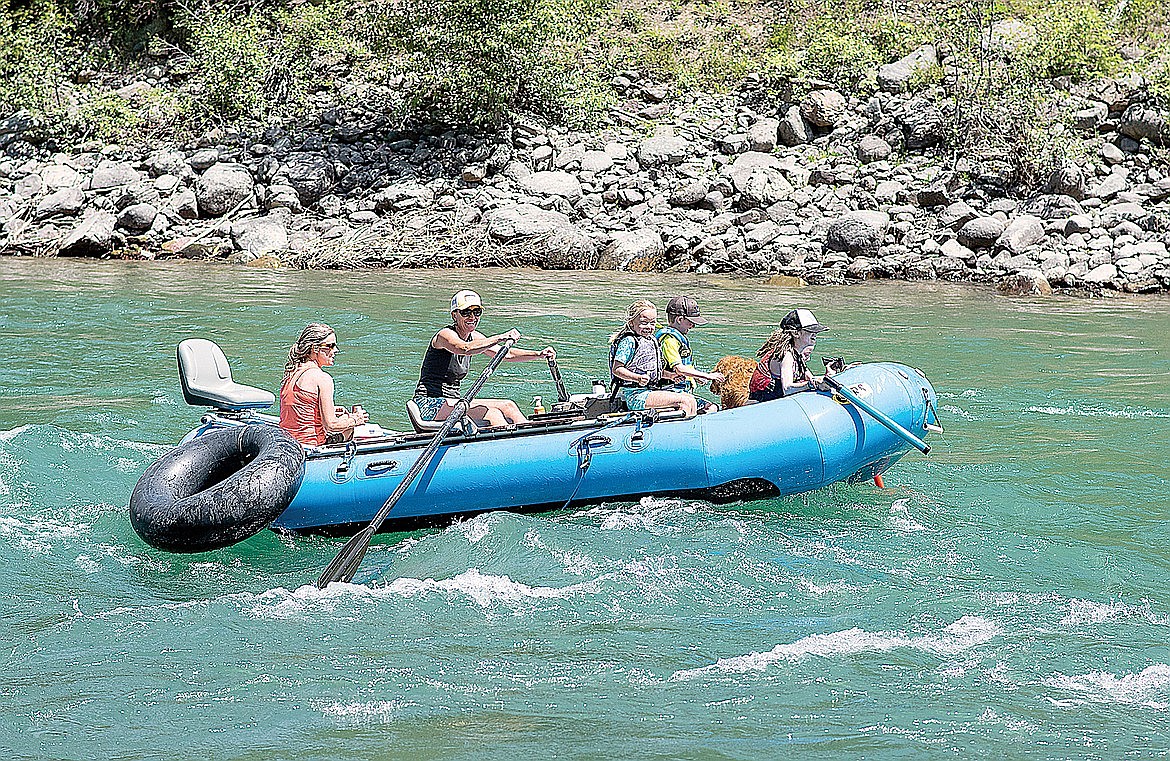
609, 300, 697, 417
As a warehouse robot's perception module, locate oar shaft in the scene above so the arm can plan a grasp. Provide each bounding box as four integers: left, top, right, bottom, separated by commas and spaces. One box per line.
823, 375, 931, 455
318, 337, 518, 586
364, 338, 515, 533
548, 358, 569, 402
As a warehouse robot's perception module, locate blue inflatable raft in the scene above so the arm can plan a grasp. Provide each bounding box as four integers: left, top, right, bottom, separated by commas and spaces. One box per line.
129, 340, 940, 552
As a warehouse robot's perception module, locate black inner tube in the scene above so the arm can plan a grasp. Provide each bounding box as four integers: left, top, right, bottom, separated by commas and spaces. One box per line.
129, 425, 305, 553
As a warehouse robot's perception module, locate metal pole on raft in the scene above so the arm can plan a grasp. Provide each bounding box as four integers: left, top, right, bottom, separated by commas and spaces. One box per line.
822, 375, 931, 455
317, 337, 519, 588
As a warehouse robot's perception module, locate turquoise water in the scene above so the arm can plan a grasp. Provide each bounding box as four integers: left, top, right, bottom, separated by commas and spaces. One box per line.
1, 258, 1168, 759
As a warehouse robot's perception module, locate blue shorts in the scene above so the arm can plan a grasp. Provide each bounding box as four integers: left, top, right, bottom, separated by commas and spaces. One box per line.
414, 396, 449, 421
662, 382, 714, 412
621, 388, 653, 411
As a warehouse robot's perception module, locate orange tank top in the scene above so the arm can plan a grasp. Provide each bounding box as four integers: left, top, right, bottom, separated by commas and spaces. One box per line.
279, 367, 325, 446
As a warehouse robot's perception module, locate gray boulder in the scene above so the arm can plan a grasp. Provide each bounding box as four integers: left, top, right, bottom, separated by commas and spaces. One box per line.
856, 135, 892, 163
824, 210, 890, 257
117, 202, 158, 232
486, 203, 573, 239
195, 163, 254, 217
1023, 194, 1084, 220
372, 181, 435, 211
1084, 263, 1118, 284
1045, 164, 1087, 200
635, 136, 691, 168
0, 110, 35, 136
188, 148, 220, 171
580, 150, 614, 173
900, 96, 946, 150
58, 211, 117, 256
1119, 104, 1168, 145
996, 269, 1053, 296
34, 187, 84, 220
940, 201, 977, 230
877, 44, 939, 92
276, 153, 335, 207
232, 214, 289, 256
748, 118, 780, 152
778, 105, 813, 146
519, 171, 583, 203
957, 216, 1006, 248
1100, 201, 1158, 230
41, 164, 80, 189
146, 150, 189, 178
1072, 102, 1108, 132
800, 90, 847, 127
999, 214, 1045, 254
669, 180, 709, 208
89, 161, 142, 192
602, 228, 665, 270
171, 189, 199, 219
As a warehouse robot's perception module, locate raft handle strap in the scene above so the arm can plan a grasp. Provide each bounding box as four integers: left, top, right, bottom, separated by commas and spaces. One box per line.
559, 413, 635, 512
923, 390, 945, 434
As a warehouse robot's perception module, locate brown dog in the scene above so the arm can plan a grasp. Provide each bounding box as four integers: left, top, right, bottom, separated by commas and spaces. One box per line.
709, 355, 756, 410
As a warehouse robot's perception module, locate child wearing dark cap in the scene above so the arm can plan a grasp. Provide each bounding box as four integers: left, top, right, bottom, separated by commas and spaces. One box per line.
749, 308, 832, 403
655, 296, 725, 414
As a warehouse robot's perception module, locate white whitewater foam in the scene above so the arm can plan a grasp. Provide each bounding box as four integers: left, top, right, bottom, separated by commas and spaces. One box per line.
1026, 405, 1169, 420
523, 529, 598, 576
0, 515, 88, 554
1061, 598, 1169, 627
248, 568, 605, 619
888, 498, 927, 533
671, 615, 1003, 680
798, 578, 864, 597
75, 554, 101, 573
941, 404, 974, 421
320, 699, 415, 722
0, 425, 32, 445
1044, 664, 1170, 709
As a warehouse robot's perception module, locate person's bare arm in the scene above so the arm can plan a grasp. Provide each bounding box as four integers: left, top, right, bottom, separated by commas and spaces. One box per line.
434, 327, 520, 356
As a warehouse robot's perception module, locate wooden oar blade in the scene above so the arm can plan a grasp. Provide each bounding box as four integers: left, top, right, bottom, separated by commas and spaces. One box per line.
317, 526, 375, 588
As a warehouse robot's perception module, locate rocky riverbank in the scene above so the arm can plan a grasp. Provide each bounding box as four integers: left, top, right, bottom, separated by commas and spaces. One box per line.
2, 49, 1168, 296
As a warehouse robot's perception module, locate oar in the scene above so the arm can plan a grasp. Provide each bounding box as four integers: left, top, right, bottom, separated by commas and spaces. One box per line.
822, 375, 931, 455
547, 357, 569, 402
317, 336, 518, 588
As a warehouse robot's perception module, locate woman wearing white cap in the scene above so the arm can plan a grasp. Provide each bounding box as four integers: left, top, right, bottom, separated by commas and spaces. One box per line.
412, 290, 556, 427
748, 308, 833, 403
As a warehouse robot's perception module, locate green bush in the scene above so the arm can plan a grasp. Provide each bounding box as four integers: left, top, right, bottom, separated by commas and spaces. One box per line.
171, 2, 365, 126
1025, 0, 1118, 79
0, 2, 71, 117
360, 0, 608, 127
763, 5, 933, 91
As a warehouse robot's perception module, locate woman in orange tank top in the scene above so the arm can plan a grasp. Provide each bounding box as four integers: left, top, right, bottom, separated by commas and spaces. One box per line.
279, 323, 369, 446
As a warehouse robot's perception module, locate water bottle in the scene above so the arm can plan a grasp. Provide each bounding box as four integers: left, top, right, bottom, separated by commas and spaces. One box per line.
591, 379, 606, 395
532, 396, 544, 415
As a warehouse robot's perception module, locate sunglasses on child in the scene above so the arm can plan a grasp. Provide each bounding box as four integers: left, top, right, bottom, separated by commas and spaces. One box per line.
458, 307, 483, 317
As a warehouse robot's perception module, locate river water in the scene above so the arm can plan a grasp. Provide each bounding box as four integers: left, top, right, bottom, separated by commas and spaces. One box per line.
1, 258, 1168, 759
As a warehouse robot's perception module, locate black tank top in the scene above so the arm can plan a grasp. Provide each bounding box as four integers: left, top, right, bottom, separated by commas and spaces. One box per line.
414, 328, 471, 399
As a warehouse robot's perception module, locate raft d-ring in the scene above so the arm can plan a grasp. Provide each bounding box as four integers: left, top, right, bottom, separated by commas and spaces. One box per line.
331, 442, 357, 483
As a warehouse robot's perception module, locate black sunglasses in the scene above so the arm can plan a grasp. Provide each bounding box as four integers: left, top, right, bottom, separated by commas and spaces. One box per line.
319, 341, 338, 350
458, 307, 483, 317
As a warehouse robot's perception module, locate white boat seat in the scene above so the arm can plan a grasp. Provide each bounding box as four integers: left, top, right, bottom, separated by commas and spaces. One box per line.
405, 398, 477, 435
177, 338, 275, 411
